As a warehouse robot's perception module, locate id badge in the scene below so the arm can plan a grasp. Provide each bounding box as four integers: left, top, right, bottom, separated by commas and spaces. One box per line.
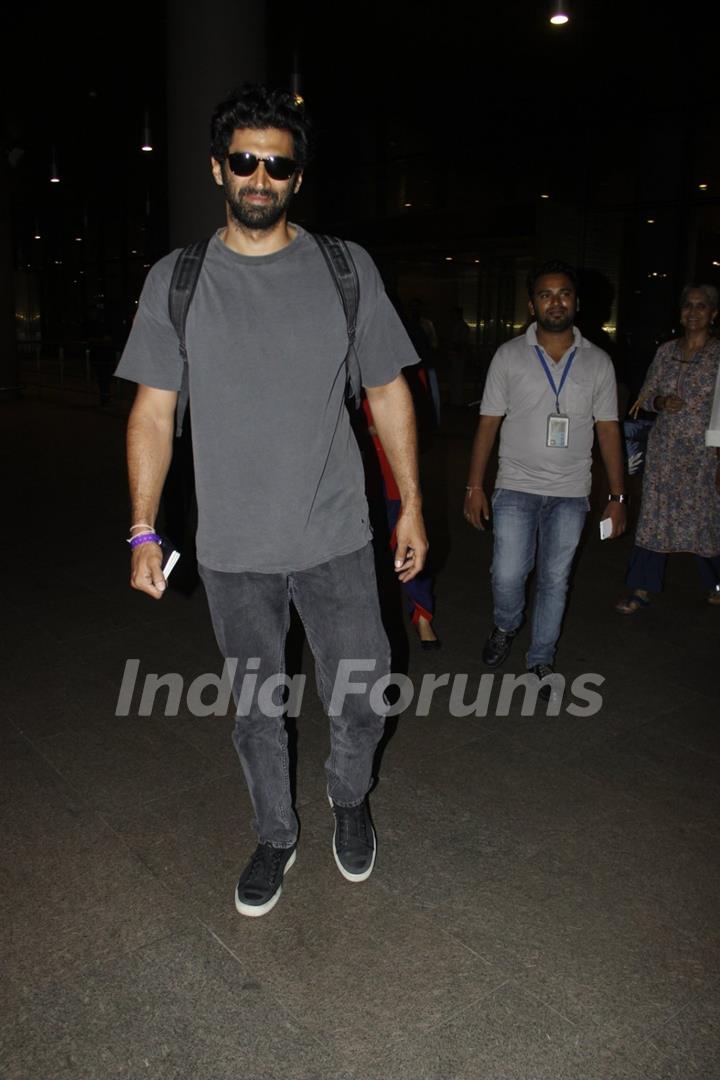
546, 413, 569, 448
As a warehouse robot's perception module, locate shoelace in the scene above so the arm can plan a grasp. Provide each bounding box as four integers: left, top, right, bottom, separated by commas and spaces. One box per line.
534, 665, 553, 680
336, 805, 369, 847
246, 845, 284, 884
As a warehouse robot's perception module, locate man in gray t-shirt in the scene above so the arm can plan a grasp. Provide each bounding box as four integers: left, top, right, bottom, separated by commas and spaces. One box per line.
463, 260, 626, 693
116, 85, 427, 917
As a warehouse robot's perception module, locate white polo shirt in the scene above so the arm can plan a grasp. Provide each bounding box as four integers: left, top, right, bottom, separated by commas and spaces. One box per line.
480, 324, 618, 497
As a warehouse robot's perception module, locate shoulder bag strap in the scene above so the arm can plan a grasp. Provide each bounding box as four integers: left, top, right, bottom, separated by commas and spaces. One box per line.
168, 237, 210, 437
311, 233, 362, 408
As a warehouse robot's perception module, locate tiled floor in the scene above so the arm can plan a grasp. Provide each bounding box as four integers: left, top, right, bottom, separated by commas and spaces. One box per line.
2, 394, 719, 1079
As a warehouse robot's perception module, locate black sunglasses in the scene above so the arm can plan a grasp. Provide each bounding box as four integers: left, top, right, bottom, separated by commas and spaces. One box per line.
225, 151, 298, 182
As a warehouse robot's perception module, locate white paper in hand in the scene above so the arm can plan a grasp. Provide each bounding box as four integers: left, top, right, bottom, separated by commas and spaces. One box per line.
159, 536, 181, 579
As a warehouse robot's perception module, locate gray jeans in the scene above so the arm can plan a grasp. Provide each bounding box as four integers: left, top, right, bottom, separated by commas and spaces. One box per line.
199, 543, 390, 848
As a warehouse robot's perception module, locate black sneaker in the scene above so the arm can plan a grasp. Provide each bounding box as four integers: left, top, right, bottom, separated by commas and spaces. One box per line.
235, 843, 296, 917
482, 625, 517, 667
527, 663, 554, 703
328, 796, 376, 882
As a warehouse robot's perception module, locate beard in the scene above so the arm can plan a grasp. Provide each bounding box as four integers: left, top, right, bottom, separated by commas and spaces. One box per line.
536, 311, 574, 334
223, 174, 295, 230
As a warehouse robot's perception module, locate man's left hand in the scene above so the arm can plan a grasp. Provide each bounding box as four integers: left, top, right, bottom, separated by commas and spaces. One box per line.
394, 504, 429, 582
601, 501, 627, 539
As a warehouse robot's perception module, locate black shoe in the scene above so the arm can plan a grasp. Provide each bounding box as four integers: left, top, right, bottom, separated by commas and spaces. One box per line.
328, 796, 376, 882
235, 842, 296, 917
420, 636, 442, 651
527, 663, 554, 703
482, 625, 517, 667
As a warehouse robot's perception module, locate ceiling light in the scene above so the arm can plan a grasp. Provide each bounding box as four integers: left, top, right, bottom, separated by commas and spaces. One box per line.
550, 1, 569, 25
141, 109, 153, 152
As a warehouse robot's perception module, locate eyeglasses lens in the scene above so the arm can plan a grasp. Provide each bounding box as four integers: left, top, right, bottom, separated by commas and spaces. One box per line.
227, 152, 296, 181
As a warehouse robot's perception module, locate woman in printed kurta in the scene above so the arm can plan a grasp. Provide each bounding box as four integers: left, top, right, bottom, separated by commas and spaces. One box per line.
617, 285, 720, 612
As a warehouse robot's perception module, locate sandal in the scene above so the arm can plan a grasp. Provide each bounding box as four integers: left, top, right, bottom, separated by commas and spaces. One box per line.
416, 615, 441, 650
615, 591, 651, 615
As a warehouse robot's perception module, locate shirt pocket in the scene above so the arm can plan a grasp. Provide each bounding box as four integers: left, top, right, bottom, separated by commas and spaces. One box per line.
564, 378, 593, 417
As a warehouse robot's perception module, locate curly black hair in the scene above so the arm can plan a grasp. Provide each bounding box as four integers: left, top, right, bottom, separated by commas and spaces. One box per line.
210, 84, 311, 166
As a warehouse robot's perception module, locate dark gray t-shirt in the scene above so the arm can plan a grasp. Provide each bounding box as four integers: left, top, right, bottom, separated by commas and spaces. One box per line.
116, 227, 418, 572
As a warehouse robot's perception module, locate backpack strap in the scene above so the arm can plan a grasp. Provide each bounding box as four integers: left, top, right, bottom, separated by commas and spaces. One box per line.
311, 233, 362, 408
168, 237, 210, 437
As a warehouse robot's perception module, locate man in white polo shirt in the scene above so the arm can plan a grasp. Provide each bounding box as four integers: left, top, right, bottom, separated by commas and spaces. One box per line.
464, 260, 626, 691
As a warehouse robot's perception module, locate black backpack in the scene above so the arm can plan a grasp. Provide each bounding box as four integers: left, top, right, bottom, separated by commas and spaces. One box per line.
167, 232, 362, 437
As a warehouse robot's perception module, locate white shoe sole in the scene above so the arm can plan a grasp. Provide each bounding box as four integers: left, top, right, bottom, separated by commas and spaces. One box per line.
332, 829, 376, 882
328, 795, 376, 882
234, 848, 296, 917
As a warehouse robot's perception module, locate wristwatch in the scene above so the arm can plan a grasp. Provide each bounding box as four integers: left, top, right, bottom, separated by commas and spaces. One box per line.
608, 494, 628, 503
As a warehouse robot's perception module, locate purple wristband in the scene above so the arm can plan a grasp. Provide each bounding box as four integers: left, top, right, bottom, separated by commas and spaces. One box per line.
129, 532, 162, 549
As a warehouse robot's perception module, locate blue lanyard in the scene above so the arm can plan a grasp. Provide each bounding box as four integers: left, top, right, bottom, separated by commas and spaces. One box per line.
534, 345, 577, 413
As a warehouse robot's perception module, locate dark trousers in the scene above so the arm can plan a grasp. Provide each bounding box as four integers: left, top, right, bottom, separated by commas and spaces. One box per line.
626, 545, 720, 592
199, 543, 390, 848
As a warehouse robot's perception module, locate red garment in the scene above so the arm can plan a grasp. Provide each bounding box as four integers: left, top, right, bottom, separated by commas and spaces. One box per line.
361, 398, 400, 500
361, 367, 429, 502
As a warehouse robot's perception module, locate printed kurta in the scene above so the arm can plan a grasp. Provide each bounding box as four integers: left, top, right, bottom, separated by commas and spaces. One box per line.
636, 337, 720, 556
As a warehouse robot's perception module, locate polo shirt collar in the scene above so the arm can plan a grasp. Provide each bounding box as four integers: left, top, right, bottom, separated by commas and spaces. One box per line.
526, 322, 585, 355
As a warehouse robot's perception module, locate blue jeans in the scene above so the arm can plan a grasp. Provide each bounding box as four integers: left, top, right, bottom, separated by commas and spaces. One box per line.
490, 489, 589, 667
199, 543, 389, 848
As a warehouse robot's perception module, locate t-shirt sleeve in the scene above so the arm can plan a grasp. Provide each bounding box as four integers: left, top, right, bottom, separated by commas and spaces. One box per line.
479, 351, 508, 415
592, 353, 619, 421
114, 252, 184, 390
347, 243, 419, 387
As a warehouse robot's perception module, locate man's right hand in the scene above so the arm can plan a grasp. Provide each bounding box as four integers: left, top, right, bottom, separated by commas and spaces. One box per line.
130, 543, 167, 599
464, 487, 490, 530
